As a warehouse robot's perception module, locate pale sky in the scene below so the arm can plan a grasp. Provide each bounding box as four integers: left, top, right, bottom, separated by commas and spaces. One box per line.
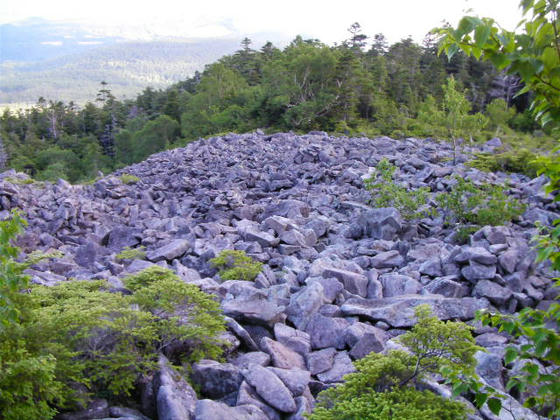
0, 0, 523, 44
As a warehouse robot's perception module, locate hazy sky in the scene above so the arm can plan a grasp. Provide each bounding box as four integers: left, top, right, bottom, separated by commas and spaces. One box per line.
1, 0, 523, 44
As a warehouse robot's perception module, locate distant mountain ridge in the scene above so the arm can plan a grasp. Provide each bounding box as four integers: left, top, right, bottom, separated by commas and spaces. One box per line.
0, 18, 288, 106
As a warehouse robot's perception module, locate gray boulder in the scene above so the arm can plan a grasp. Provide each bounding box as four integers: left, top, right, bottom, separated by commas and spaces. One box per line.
243, 364, 297, 413
379, 273, 422, 297
472, 280, 512, 306
147, 239, 191, 262
260, 337, 306, 370
194, 400, 268, 420
357, 207, 403, 240
371, 250, 404, 269
305, 313, 349, 350
191, 360, 243, 399
340, 295, 490, 327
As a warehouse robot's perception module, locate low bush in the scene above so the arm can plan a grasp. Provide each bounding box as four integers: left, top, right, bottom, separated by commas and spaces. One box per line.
308, 305, 492, 420
0, 214, 226, 419
468, 149, 539, 178
209, 249, 263, 281
116, 245, 146, 261
437, 177, 525, 241
364, 158, 433, 220
119, 173, 140, 184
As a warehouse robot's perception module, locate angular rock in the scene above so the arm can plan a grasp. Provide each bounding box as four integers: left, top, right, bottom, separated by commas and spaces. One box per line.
322, 267, 368, 297
147, 239, 191, 262
260, 337, 306, 370
473, 280, 512, 306
305, 313, 349, 350
243, 364, 297, 413
268, 367, 311, 397
306, 348, 337, 375
233, 352, 271, 369
222, 295, 285, 327
286, 282, 326, 330
423, 276, 467, 298
461, 261, 497, 282
454, 246, 497, 265
379, 273, 422, 297
236, 381, 282, 420
499, 249, 519, 274
316, 351, 355, 383
191, 360, 243, 399
371, 250, 404, 269
274, 323, 311, 356
194, 400, 268, 420
340, 295, 490, 327
154, 355, 197, 420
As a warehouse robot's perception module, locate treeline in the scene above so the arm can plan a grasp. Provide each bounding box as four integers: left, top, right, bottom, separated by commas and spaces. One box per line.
0, 24, 541, 183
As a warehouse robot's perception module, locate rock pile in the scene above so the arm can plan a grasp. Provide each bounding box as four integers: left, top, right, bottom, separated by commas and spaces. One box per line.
1, 131, 558, 419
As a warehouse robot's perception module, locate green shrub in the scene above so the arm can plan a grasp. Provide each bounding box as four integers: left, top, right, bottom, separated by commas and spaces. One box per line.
468, 149, 539, 178
308, 305, 483, 420
209, 250, 263, 281
116, 246, 146, 261
0, 213, 226, 419
437, 177, 525, 241
364, 158, 433, 220
119, 173, 140, 184
4, 177, 35, 185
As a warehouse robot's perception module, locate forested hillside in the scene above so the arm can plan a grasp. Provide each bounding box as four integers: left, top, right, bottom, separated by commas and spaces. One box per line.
0, 24, 549, 183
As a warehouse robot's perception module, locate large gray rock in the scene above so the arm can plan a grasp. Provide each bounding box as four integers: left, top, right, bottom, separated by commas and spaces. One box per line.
322, 267, 368, 297
154, 355, 197, 420
305, 313, 349, 350
222, 295, 286, 327
194, 400, 268, 420
371, 250, 404, 269
260, 337, 306, 370
454, 246, 497, 265
316, 351, 355, 383
357, 208, 403, 240
191, 360, 243, 399
274, 323, 311, 356
379, 273, 422, 297
286, 282, 326, 330
306, 347, 337, 375
147, 239, 191, 262
423, 276, 467, 298
472, 280, 513, 306
340, 295, 490, 327
461, 261, 497, 282
268, 367, 311, 397
243, 364, 297, 413
236, 381, 282, 420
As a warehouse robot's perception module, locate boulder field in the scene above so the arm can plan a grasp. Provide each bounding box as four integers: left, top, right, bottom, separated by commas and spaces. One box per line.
1, 131, 558, 419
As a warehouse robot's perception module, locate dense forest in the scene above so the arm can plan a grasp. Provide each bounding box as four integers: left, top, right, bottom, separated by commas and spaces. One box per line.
0, 23, 546, 183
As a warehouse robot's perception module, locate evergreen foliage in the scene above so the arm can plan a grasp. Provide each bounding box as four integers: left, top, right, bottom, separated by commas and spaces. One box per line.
436, 177, 525, 241
115, 246, 146, 261
2, 25, 551, 183
0, 215, 226, 419
308, 305, 484, 420
209, 249, 263, 281
440, 1, 560, 416
364, 158, 433, 220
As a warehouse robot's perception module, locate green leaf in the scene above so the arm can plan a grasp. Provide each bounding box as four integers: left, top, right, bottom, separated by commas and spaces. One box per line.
474, 392, 488, 407
504, 347, 518, 364
488, 398, 502, 415
474, 24, 491, 47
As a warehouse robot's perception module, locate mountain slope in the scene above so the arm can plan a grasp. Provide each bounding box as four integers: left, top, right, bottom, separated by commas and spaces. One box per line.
0, 131, 553, 418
